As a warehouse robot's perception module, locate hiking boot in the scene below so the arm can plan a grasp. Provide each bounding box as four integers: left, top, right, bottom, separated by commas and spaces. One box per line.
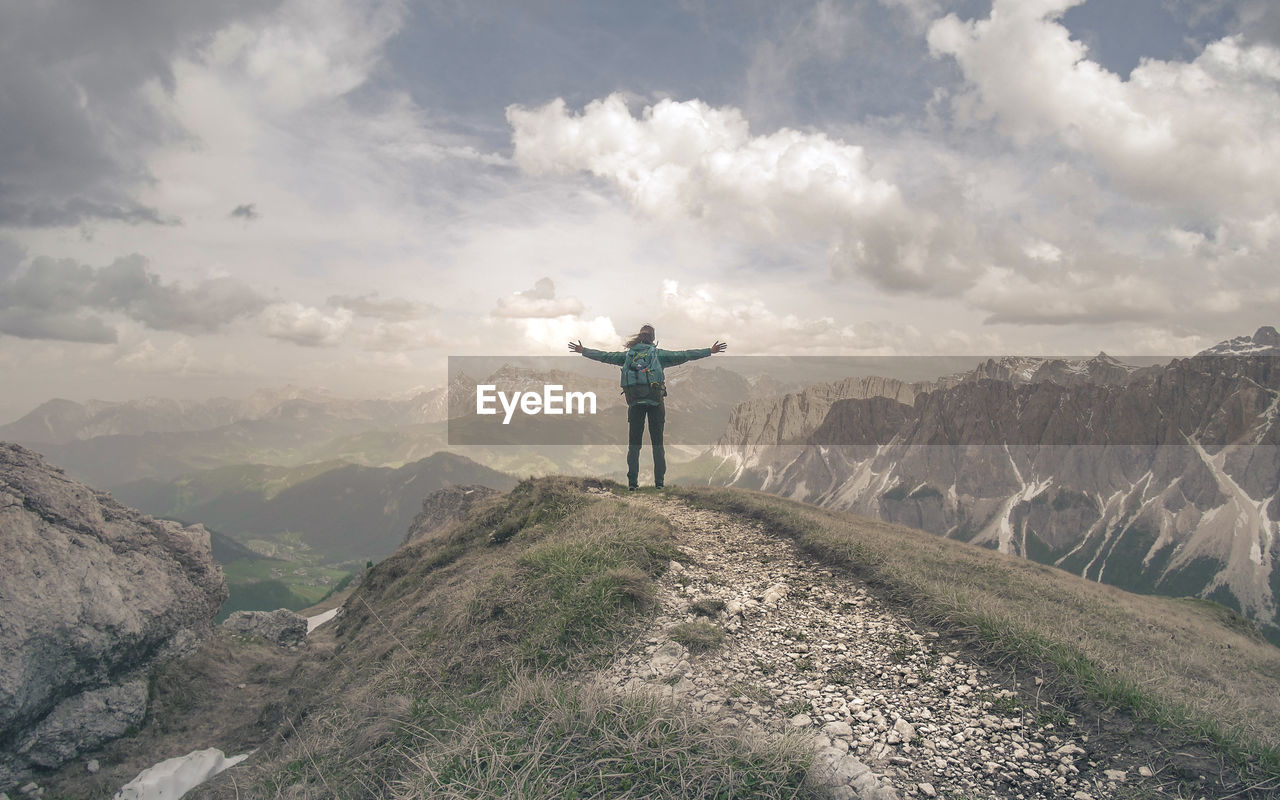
628, 485, 639, 491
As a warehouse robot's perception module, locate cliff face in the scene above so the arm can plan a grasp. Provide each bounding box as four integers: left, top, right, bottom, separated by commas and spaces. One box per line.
0, 443, 227, 790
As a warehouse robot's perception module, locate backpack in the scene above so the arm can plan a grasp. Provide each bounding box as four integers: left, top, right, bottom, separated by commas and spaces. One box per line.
621, 343, 666, 403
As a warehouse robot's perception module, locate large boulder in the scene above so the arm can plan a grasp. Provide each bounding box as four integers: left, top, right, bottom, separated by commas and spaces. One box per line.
0, 443, 227, 791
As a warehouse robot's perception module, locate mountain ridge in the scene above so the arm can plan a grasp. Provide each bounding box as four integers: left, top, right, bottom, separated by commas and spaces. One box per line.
15, 476, 1280, 799
185, 480, 1280, 798
709, 331, 1280, 643
112, 451, 520, 562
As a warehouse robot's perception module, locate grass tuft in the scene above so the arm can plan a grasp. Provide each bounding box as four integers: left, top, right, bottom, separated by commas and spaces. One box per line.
689, 597, 726, 618
396, 675, 820, 800
669, 621, 725, 654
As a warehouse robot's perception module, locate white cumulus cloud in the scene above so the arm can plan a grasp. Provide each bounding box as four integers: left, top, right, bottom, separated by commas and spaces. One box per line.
492, 277, 585, 319
520, 315, 620, 353
658, 279, 967, 355
507, 94, 981, 293
928, 0, 1280, 224
261, 302, 352, 347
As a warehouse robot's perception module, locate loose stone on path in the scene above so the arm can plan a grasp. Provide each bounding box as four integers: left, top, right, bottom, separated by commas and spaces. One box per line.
590, 491, 1138, 800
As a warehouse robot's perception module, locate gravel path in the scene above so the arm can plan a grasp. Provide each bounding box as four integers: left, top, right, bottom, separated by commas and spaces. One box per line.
591, 490, 1146, 800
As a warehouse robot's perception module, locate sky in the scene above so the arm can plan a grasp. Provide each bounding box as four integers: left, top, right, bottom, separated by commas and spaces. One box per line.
1, 0, 1278, 421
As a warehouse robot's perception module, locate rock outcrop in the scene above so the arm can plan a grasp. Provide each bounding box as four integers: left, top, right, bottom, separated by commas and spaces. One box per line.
0, 443, 227, 791
221, 609, 307, 647
403, 484, 500, 544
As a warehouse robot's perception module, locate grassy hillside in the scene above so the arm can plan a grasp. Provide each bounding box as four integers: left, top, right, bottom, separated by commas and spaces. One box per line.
115, 460, 352, 515
107, 477, 1276, 799
672, 485, 1280, 784
191, 477, 822, 799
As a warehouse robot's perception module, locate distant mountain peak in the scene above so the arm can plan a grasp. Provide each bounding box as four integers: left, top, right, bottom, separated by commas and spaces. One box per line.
963, 353, 1137, 386
1196, 326, 1280, 357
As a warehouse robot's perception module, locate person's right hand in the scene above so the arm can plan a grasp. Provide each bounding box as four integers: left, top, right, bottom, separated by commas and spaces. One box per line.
711, 340, 728, 353
568, 340, 584, 353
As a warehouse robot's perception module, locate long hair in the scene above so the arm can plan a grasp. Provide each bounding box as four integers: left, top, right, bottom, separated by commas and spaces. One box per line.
624, 324, 655, 349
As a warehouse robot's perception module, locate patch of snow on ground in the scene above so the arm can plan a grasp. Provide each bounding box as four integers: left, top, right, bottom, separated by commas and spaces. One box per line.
113, 748, 250, 800
307, 607, 340, 633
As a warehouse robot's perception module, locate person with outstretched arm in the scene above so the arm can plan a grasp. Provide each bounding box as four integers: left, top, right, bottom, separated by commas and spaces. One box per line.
569, 324, 727, 490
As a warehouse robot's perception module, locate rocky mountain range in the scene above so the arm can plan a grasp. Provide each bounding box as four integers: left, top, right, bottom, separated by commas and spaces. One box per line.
0, 443, 227, 790
2, 392, 453, 490
8, 332, 1278, 644
1197, 325, 1280, 356
708, 327, 1280, 643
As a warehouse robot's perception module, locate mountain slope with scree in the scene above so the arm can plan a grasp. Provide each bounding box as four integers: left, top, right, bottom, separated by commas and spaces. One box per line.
117, 477, 1278, 800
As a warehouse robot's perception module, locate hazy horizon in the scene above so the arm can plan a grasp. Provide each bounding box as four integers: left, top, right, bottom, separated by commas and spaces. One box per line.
1, 350, 1200, 427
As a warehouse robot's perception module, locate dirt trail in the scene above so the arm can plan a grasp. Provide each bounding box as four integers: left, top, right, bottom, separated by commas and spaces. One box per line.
593, 489, 1147, 800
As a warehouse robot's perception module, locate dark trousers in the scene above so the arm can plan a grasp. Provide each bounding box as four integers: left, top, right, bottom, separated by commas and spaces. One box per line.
627, 402, 666, 487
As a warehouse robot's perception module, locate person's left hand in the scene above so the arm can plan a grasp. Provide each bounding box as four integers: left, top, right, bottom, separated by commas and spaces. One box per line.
711, 340, 728, 353
568, 340, 584, 353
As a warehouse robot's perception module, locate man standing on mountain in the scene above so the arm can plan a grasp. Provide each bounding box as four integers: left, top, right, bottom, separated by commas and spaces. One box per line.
569, 324, 727, 491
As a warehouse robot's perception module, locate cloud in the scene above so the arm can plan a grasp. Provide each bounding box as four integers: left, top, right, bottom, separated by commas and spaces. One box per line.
966, 266, 1174, 326
209, 0, 405, 112
230, 203, 259, 220
486, 276, 604, 352
0, 0, 417, 230
927, 0, 1280, 224
0, 308, 118, 344
659, 278, 956, 354
0, 253, 268, 342
517, 315, 620, 353
328, 292, 422, 320
744, 0, 951, 125
94, 257, 270, 331
745, 1, 862, 120
876, 0, 944, 30
362, 319, 442, 351
492, 277, 585, 318
0, 238, 24, 281
115, 337, 197, 374
1226, 0, 1280, 47
0, 0, 282, 228
508, 94, 985, 294
261, 301, 352, 346
0, 195, 176, 228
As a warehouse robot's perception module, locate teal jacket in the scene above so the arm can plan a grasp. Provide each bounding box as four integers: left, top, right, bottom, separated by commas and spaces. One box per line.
581, 345, 713, 406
